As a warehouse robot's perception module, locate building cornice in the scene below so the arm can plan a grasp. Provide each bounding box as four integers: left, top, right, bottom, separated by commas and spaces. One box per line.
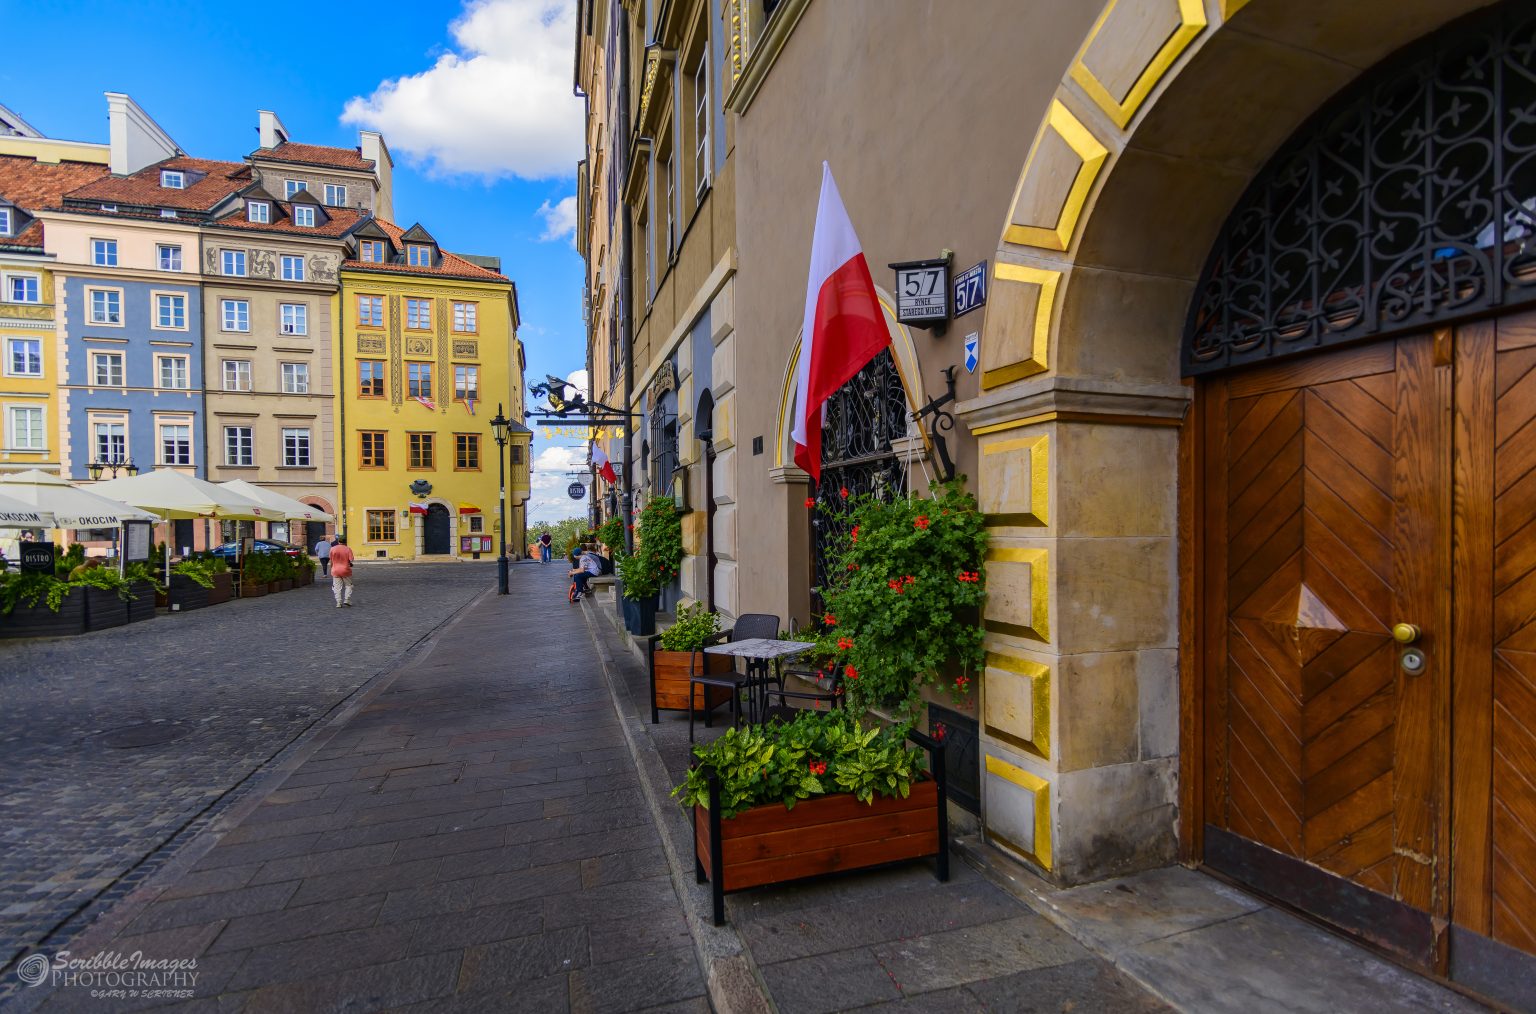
725, 0, 812, 116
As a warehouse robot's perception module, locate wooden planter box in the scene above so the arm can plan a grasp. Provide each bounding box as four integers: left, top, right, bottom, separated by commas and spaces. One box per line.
168, 574, 209, 612
127, 581, 157, 623
84, 586, 129, 631
692, 729, 949, 925
241, 581, 267, 598
275, 579, 294, 593
208, 573, 233, 605
1, 590, 86, 638
650, 644, 735, 721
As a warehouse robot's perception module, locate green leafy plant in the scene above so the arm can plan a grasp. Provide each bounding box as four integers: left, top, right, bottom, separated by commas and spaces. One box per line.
658, 602, 720, 651
812, 478, 988, 718
69, 565, 133, 601
672, 710, 925, 818
620, 496, 681, 601
595, 514, 624, 554
124, 561, 166, 595
616, 550, 658, 600
0, 571, 72, 614
54, 542, 85, 578
172, 558, 217, 588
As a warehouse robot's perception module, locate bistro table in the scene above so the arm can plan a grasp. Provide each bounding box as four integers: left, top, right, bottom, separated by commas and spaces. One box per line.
689, 638, 810, 741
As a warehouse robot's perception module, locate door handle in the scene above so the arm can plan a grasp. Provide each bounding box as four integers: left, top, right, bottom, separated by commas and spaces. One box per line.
1392, 623, 1421, 644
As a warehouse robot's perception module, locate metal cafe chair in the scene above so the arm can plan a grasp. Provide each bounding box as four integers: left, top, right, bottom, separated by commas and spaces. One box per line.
688, 613, 782, 743
762, 666, 844, 724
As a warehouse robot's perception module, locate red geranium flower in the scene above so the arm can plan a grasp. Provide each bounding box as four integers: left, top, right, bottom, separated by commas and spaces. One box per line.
804, 497, 816, 509
837, 637, 853, 651
904, 575, 916, 585
840, 487, 850, 499
844, 664, 857, 679
933, 723, 948, 742
808, 759, 827, 776
914, 516, 931, 529
824, 613, 836, 626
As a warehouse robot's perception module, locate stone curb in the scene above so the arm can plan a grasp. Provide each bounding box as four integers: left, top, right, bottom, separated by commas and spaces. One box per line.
3, 584, 497, 1014
578, 598, 775, 1014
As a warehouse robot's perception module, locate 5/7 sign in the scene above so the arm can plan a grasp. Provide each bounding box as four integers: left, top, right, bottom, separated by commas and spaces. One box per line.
891, 258, 951, 331
953, 260, 987, 318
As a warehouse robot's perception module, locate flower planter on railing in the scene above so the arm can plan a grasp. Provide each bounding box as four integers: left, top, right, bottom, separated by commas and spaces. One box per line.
127, 581, 157, 623
168, 574, 210, 611
84, 586, 129, 631
648, 638, 734, 723
1, 589, 87, 638
692, 729, 948, 925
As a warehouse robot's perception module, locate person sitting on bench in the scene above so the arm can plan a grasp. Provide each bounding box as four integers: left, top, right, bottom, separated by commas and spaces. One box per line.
569, 546, 603, 600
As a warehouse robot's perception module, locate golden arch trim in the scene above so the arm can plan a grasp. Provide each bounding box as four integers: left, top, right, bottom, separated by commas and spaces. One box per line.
1068, 0, 1207, 130
980, 263, 1059, 391
1003, 100, 1108, 251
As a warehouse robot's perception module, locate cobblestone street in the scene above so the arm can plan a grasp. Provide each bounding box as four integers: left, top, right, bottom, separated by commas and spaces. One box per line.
0, 563, 493, 977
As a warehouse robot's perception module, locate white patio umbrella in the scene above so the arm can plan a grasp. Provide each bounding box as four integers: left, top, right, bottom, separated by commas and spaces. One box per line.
218, 480, 335, 523
0, 469, 158, 527
91, 470, 270, 522
0, 488, 53, 528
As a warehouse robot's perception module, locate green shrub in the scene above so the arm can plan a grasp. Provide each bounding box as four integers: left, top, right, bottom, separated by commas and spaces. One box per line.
172, 559, 216, 588
0, 571, 71, 613
658, 603, 720, 652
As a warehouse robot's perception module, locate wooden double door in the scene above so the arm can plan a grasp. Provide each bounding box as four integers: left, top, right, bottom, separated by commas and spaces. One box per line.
1200, 312, 1536, 971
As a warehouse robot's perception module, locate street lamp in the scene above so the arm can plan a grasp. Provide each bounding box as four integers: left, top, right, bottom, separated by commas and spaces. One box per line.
87, 456, 138, 481
490, 403, 511, 596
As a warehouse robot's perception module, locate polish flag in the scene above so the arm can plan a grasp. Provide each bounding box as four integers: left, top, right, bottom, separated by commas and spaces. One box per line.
790, 163, 889, 482
592, 443, 618, 485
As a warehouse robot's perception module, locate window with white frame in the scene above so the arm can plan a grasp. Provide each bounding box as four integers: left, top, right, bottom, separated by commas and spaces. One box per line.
7, 337, 41, 376
224, 426, 253, 466
161, 170, 184, 189
154, 292, 186, 329
7, 405, 44, 451
280, 255, 305, 281
89, 288, 121, 324
6, 274, 40, 303
160, 209, 177, 219
91, 239, 118, 267
93, 420, 125, 461
359, 240, 384, 263
357, 295, 383, 326
221, 299, 249, 332
406, 298, 431, 329
407, 244, 431, 266
159, 421, 192, 466
156, 354, 189, 390
157, 244, 182, 271
324, 184, 346, 206
280, 303, 308, 335
248, 201, 270, 223
452, 301, 477, 333
222, 359, 251, 392
293, 206, 316, 227
281, 362, 309, 393
92, 351, 125, 387
282, 427, 311, 466
0, 207, 11, 236
285, 180, 303, 198
694, 56, 710, 197
221, 249, 246, 276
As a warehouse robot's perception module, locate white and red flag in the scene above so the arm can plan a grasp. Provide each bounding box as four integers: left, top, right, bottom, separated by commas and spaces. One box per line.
790, 162, 889, 482
592, 443, 618, 485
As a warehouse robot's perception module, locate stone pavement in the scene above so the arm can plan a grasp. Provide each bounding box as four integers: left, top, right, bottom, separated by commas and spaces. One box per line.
10, 561, 708, 1012
0, 563, 489, 980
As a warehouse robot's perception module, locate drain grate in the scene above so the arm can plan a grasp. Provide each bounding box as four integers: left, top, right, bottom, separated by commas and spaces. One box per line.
94, 723, 193, 749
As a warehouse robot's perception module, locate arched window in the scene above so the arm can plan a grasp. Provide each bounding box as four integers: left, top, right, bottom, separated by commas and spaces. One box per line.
1186, 2, 1536, 375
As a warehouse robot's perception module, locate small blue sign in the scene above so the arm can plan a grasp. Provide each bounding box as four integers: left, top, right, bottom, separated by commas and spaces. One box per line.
953, 260, 988, 318
964, 332, 980, 374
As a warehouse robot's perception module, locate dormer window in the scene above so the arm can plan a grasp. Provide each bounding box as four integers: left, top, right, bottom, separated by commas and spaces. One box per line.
0, 207, 10, 236
161, 170, 185, 189
360, 240, 384, 263
293, 206, 316, 228
285, 180, 303, 198
407, 244, 432, 267
247, 201, 270, 224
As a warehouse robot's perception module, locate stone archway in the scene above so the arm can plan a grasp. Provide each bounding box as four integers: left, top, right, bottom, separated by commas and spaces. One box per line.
958, 0, 1500, 888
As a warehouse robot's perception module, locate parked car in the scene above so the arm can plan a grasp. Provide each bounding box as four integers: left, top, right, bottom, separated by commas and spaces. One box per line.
208, 539, 303, 561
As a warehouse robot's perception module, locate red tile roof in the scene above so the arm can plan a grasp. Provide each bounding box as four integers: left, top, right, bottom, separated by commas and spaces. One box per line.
208, 201, 367, 238
343, 218, 508, 282
0, 155, 109, 249
64, 157, 248, 212
251, 142, 374, 172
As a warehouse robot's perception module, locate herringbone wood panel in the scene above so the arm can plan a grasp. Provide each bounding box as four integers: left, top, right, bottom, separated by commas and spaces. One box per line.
1222, 370, 1402, 898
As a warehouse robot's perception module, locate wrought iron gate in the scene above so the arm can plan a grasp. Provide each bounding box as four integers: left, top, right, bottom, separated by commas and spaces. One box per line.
811, 349, 911, 596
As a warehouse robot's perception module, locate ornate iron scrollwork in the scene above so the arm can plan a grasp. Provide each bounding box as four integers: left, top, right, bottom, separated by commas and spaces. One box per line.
1185, 3, 1536, 375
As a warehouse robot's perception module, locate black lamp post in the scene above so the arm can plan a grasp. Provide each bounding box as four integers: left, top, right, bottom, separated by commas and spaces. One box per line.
490, 403, 511, 596
87, 456, 138, 481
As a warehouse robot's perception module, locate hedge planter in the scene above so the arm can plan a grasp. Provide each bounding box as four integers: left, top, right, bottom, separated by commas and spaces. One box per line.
208, 573, 233, 605
240, 581, 267, 599
84, 586, 129, 631
127, 581, 157, 624
168, 574, 210, 612
274, 579, 293, 593
692, 730, 949, 925
649, 642, 734, 723
2, 590, 87, 639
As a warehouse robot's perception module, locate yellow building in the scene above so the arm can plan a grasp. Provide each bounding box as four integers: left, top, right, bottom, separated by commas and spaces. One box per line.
337, 219, 529, 561
0, 126, 108, 475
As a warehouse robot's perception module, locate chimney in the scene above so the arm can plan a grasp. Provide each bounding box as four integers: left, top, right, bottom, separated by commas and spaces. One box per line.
258, 110, 289, 150
105, 93, 179, 176
359, 131, 394, 222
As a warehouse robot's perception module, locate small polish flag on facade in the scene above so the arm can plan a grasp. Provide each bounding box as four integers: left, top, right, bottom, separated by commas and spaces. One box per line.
592, 443, 618, 485
416, 396, 437, 411
790, 162, 890, 482
408, 502, 429, 515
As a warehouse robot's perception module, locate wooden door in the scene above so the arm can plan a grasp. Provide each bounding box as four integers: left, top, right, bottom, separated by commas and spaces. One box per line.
1200, 336, 1449, 965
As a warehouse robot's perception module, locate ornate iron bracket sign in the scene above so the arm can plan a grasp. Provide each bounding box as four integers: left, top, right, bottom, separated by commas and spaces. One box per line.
911, 366, 958, 482
527, 374, 642, 425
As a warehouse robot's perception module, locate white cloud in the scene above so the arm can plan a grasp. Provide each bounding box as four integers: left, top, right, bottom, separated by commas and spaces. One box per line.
565, 368, 588, 394
342, 0, 583, 179
537, 195, 578, 242
527, 442, 590, 523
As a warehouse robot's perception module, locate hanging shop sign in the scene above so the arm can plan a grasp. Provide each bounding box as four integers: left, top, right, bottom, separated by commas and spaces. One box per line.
540, 425, 627, 440
953, 260, 987, 318
567, 482, 587, 501
891, 257, 951, 331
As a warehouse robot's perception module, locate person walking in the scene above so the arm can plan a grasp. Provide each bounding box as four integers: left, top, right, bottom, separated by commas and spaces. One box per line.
314, 533, 332, 577
329, 534, 356, 608
538, 531, 552, 564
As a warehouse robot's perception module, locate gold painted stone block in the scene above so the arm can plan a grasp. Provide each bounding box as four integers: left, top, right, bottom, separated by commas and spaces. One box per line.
984, 752, 1053, 870
1070, 0, 1207, 129
983, 547, 1049, 643
980, 263, 1058, 390
1004, 101, 1108, 251
983, 649, 1050, 759
980, 433, 1049, 528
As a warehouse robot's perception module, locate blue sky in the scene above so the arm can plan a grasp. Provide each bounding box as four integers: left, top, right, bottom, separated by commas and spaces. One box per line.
2, 0, 592, 524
